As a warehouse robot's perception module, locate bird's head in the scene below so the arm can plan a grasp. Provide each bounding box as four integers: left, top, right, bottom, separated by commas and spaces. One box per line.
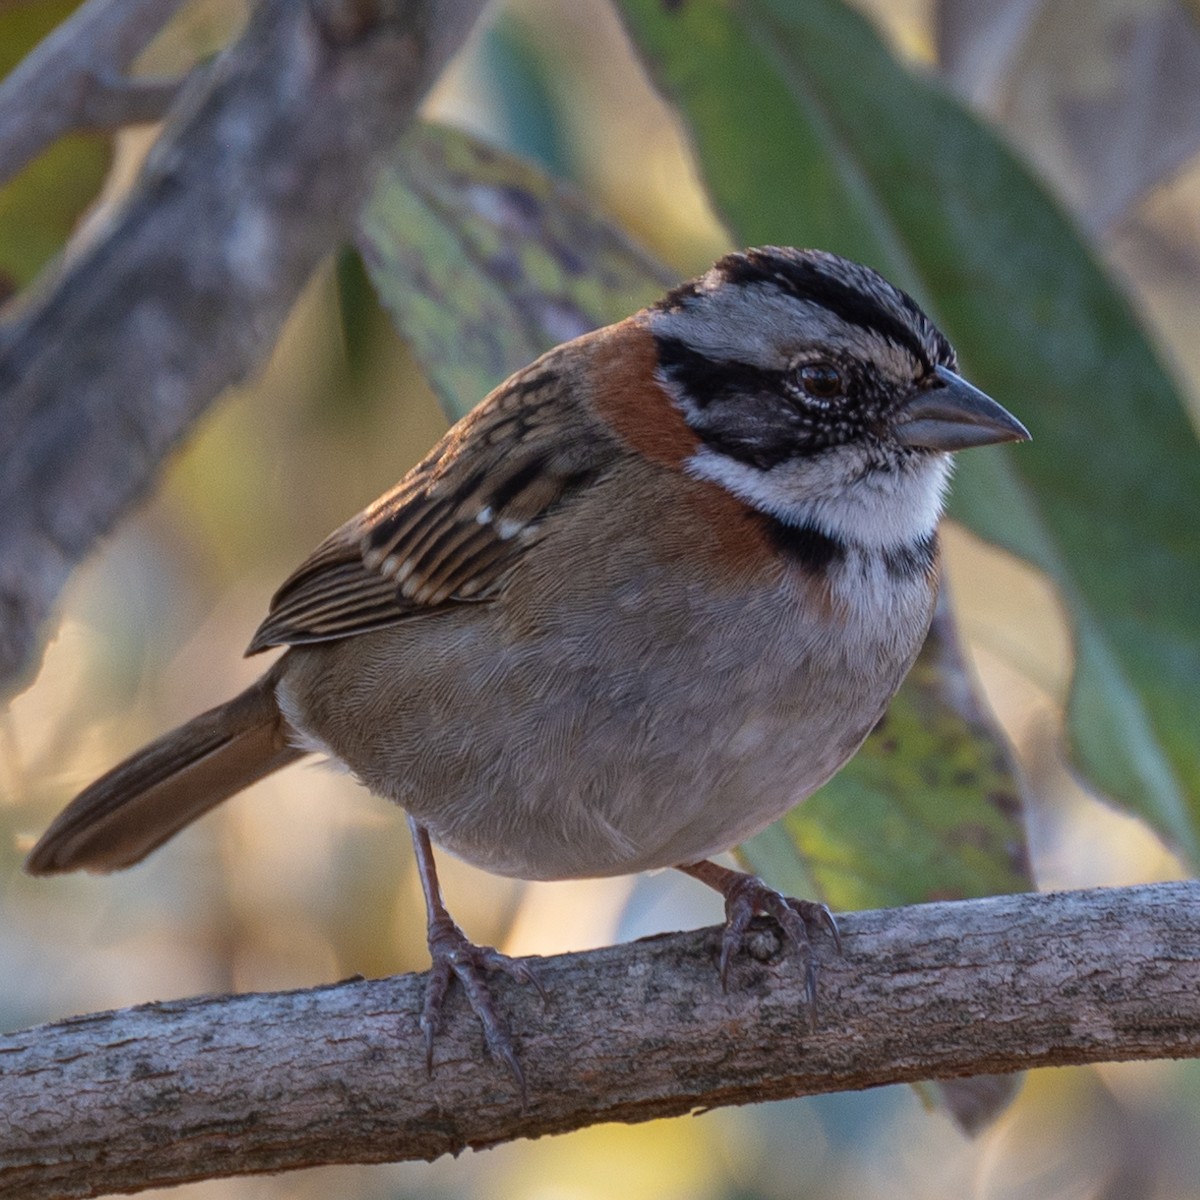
642, 246, 1028, 548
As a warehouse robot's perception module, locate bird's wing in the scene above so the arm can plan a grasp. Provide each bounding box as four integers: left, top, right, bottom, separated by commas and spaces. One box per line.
247, 355, 617, 654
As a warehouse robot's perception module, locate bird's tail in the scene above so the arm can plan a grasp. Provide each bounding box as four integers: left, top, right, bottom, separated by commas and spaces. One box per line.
25, 666, 304, 875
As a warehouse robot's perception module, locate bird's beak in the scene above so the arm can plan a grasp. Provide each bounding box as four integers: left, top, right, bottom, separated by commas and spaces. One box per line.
895, 365, 1030, 451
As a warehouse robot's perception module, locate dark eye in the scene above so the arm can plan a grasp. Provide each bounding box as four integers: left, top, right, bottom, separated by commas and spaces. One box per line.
798, 362, 844, 400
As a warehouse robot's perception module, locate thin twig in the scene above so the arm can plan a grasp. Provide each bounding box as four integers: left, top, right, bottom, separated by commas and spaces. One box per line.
0, 0, 192, 187
1, 881, 1198, 1199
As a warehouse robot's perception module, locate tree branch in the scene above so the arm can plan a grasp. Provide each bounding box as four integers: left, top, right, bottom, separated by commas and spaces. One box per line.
75, 71, 190, 134
0, 0, 490, 699
2, 881, 1197, 1199
0, 0, 191, 187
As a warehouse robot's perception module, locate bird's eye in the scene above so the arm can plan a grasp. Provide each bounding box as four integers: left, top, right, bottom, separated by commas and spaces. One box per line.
798, 362, 844, 400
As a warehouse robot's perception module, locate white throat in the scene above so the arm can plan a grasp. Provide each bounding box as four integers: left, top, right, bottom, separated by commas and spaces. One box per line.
686, 445, 952, 550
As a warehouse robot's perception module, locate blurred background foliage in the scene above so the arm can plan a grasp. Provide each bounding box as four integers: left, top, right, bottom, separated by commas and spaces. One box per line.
2, 0, 1200, 1196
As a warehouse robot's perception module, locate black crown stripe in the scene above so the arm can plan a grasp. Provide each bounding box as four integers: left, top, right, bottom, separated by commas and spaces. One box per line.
715, 251, 945, 369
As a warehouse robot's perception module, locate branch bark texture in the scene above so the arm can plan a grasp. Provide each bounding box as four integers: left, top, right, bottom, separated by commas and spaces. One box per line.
1, 882, 1198, 1199
0, 0, 489, 698
0, 0, 190, 186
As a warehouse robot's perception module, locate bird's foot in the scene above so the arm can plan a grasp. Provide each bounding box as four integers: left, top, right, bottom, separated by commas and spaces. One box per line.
421, 913, 546, 1099
718, 873, 840, 1012
679, 860, 841, 1019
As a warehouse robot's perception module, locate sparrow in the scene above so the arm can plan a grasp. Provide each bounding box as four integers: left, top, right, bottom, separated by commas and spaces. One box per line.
26, 247, 1029, 1089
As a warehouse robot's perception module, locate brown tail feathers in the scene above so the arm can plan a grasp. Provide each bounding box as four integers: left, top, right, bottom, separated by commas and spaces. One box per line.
25, 668, 304, 875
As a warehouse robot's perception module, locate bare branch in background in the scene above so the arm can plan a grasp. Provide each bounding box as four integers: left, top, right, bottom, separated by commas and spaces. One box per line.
0, 0, 192, 187
2, 882, 1198, 1199
0, 0, 491, 700
74, 72, 190, 133
936, 0, 1200, 233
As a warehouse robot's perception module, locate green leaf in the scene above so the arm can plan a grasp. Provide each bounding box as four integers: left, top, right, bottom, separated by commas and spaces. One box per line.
473, 10, 573, 177
356, 122, 672, 420
741, 604, 1031, 908
333, 245, 380, 384
615, 0, 1200, 863
0, 1, 112, 300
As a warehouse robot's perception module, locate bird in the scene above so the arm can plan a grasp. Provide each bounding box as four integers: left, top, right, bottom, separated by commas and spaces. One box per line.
26, 246, 1029, 1089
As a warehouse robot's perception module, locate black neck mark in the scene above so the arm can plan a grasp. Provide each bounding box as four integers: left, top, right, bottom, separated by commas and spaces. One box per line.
760, 516, 938, 581
883, 532, 939, 581
759, 515, 847, 572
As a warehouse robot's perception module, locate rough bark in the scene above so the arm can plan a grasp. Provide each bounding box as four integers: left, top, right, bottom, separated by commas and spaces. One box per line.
1, 881, 1198, 1199
0, 0, 490, 699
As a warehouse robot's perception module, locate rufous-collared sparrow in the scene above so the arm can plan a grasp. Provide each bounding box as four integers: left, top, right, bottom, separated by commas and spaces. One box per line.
27, 246, 1029, 1086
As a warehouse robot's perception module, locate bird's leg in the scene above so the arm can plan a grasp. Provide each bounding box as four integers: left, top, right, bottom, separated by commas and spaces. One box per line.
676, 859, 841, 1016
408, 816, 546, 1095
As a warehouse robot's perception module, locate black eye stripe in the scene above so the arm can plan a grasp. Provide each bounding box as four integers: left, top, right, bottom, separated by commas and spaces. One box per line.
693, 425, 801, 470
654, 335, 886, 466
654, 336, 788, 407
656, 337, 862, 409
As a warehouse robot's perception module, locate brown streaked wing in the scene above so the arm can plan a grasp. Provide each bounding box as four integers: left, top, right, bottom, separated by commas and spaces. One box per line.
245, 345, 621, 655
245, 534, 417, 653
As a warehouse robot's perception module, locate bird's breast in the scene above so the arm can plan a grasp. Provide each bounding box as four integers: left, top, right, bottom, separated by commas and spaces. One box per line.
278, 460, 936, 882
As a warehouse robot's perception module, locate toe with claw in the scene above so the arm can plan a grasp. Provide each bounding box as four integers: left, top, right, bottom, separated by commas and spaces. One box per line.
409, 816, 547, 1099
678, 859, 841, 1018
420, 912, 546, 1098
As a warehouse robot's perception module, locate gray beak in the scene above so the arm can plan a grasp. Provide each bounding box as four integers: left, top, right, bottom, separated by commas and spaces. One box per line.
895, 365, 1030, 451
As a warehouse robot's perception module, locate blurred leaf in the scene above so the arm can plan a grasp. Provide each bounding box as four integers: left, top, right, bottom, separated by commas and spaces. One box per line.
1105, 162, 1200, 429
918, 1074, 1026, 1138
616, 0, 1200, 862
742, 603, 1031, 908
937, 0, 1200, 233
0, 0, 82, 76
334, 246, 380, 385
0, 1, 111, 300
474, 10, 572, 176
356, 121, 671, 420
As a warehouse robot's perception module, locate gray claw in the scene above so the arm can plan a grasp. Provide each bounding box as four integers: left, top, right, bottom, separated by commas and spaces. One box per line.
421, 918, 542, 1102
819, 906, 842, 955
